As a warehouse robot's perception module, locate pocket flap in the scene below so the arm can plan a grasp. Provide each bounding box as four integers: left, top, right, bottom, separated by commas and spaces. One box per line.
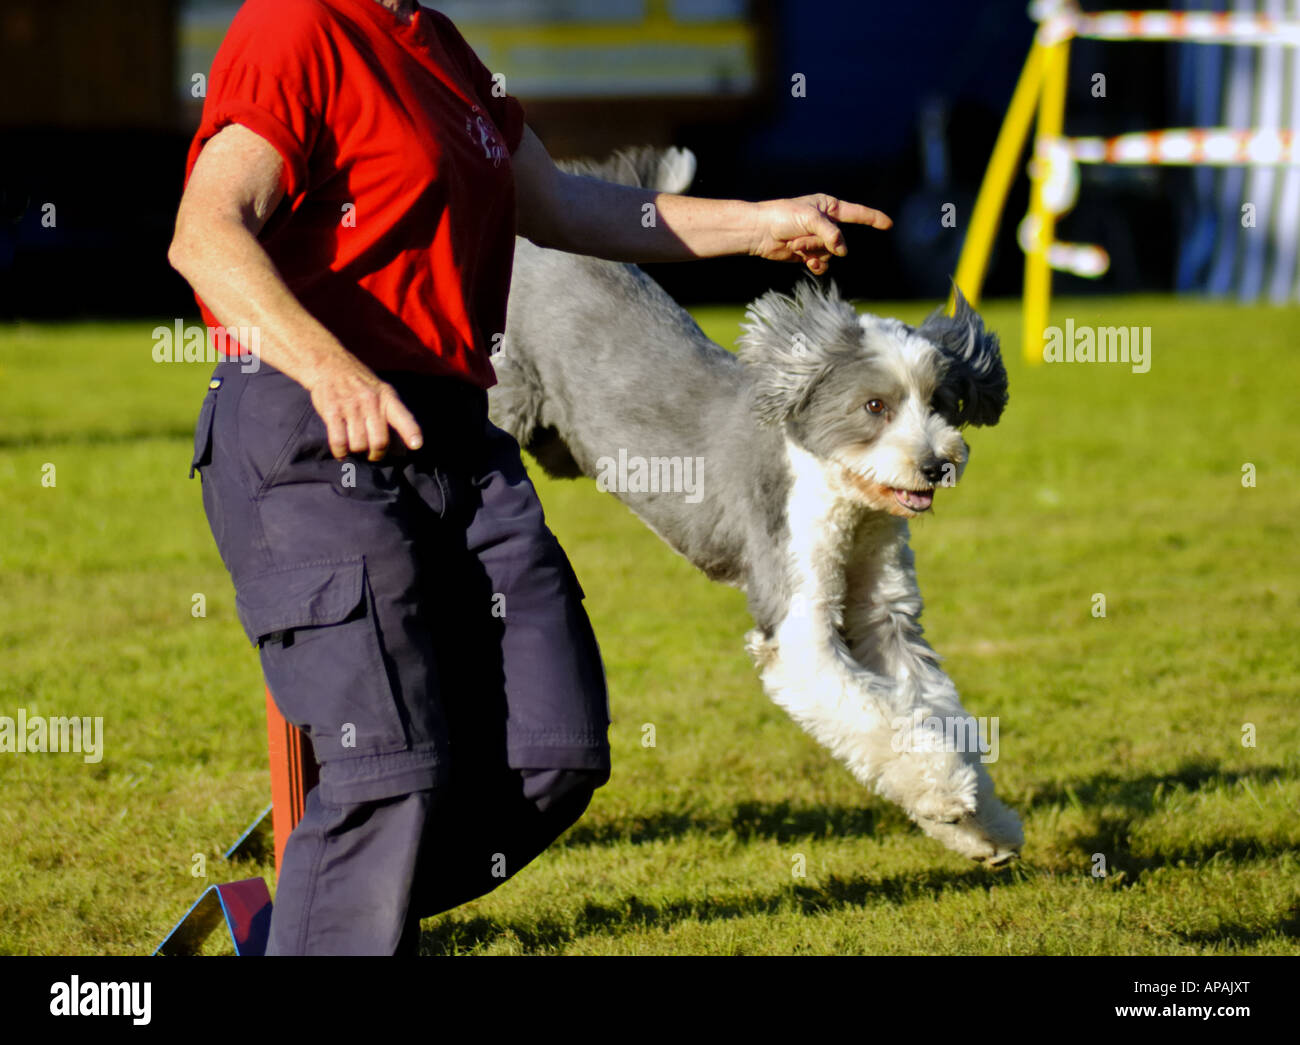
235, 558, 366, 644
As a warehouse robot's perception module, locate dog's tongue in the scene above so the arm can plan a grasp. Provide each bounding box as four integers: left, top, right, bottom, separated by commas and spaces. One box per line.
894, 489, 934, 511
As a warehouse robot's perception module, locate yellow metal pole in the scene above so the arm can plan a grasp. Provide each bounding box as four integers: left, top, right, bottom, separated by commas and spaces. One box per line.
1023, 36, 1070, 364
951, 41, 1046, 312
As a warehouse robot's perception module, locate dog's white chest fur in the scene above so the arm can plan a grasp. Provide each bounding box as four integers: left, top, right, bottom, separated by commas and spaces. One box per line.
745, 438, 1023, 864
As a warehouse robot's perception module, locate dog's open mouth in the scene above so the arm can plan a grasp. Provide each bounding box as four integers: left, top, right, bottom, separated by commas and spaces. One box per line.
891, 488, 934, 512
836, 464, 938, 516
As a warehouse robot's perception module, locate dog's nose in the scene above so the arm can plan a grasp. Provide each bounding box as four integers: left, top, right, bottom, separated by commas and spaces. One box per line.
920, 459, 949, 485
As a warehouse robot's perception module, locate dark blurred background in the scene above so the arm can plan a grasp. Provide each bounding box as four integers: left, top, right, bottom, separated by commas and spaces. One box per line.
0, 0, 1222, 317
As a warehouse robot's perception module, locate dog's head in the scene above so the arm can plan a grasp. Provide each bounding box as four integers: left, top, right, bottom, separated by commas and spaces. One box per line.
738, 281, 1007, 518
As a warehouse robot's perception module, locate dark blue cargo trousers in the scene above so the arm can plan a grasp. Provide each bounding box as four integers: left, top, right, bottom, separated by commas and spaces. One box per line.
190, 359, 611, 954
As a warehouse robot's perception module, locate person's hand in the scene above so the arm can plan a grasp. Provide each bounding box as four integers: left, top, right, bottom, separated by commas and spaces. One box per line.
749, 195, 892, 274
302, 354, 423, 462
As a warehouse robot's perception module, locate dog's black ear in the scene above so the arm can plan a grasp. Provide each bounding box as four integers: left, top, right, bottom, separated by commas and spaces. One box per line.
738, 280, 862, 425
917, 286, 1008, 427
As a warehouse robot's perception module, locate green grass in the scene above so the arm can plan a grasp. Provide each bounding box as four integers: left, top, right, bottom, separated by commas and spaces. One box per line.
1, 296, 1297, 955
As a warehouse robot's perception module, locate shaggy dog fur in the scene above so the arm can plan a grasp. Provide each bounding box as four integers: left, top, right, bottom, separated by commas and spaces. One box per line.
490, 148, 1024, 864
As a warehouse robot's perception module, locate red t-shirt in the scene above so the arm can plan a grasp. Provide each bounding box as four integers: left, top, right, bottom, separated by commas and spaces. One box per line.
184, 0, 526, 388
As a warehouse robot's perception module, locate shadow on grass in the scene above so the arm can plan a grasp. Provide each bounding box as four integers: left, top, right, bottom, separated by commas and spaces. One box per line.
1069, 812, 1295, 885
560, 799, 896, 848
413, 759, 1296, 952
1041, 759, 1298, 895
562, 762, 1294, 853
415, 864, 1014, 955
1020, 759, 1292, 817
1174, 904, 1300, 947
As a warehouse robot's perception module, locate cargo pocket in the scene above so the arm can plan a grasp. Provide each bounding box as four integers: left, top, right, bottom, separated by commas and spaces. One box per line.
235, 557, 410, 761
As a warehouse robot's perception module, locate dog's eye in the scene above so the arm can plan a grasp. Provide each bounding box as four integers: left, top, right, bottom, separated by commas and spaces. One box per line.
865, 399, 886, 415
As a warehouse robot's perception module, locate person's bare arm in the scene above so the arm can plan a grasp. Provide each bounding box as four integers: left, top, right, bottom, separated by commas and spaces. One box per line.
168, 123, 421, 461
512, 126, 892, 274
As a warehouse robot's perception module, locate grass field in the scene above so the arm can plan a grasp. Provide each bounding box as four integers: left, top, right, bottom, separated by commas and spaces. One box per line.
1, 296, 1297, 956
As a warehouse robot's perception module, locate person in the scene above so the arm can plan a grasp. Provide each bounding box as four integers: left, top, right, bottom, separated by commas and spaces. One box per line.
170, 0, 892, 956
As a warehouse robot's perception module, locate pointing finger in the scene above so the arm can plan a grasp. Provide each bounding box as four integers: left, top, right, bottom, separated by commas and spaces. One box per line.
827, 199, 893, 229
384, 390, 424, 452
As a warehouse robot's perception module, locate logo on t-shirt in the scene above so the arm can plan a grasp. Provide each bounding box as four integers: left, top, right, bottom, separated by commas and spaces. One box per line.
466, 107, 505, 168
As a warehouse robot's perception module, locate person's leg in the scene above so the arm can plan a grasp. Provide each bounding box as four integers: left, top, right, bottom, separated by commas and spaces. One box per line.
401, 411, 613, 932
398, 765, 608, 935
267, 788, 436, 955
196, 363, 459, 955
455, 418, 612, 779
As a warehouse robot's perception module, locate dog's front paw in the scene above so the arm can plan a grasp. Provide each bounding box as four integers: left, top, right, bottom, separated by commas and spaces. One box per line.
914, 768, 1023, 866
916, 807, 1022, 866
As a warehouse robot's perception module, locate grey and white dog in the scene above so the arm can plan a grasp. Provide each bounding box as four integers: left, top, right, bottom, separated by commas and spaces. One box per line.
491, 148, 1024, 865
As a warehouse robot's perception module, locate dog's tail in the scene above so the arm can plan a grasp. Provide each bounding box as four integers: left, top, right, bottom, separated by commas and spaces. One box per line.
557, 146, 697, 194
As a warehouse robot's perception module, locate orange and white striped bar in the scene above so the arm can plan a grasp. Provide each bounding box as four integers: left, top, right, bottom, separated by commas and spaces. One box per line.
1057, 128, 1297, 166
1073, 10, 1300, 46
